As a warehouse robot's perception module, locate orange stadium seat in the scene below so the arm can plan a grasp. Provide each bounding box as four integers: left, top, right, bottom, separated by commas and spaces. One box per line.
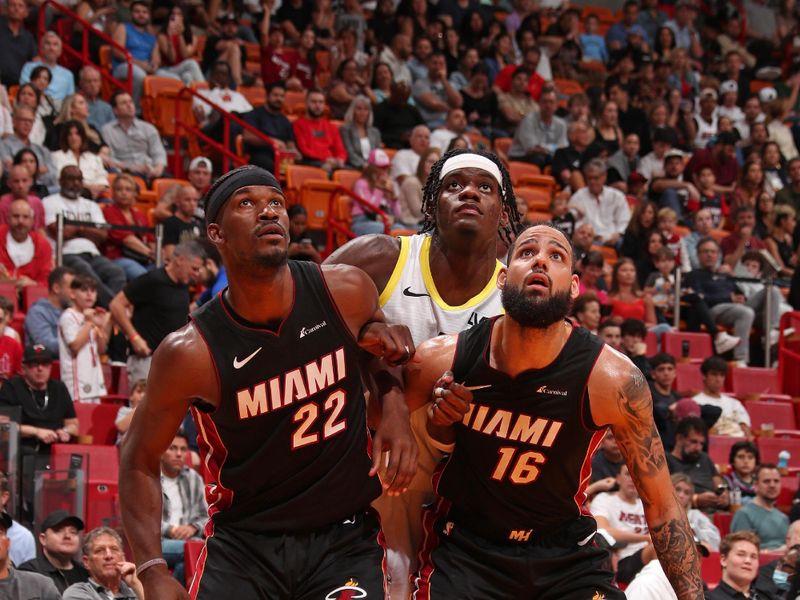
507, 161, 541, 186
239, 85, 266, 108
297, 180, 340, 232
515, 186, 551, 214
332, 169, 361, 190
283, 90, 308, 117
285, 164, 328, 204
141, 76, 184, 124
153, 178, 190, 200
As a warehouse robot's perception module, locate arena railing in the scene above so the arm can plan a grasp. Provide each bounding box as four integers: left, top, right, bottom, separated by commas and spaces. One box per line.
38, 0, 133, 95
172, 86, 286, 178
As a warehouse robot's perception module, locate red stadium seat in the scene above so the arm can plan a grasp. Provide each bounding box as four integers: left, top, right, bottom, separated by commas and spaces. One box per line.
731, 367, 783, 396
662, 331, 712, 363
645, 330, 659, 356
74, 402, 120, 446
708, 435, 738, 468
184, 539, 205, 587
713, 512, 732, 538
757, 437, 800, 468
21, 285, 48, 313
746, 401, 796, 432
674, 362, 704, 394
0, 282, 17, 312
701, 552, 721, 589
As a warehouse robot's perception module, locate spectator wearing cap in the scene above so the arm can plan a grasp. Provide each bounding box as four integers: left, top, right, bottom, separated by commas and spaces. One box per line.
693, 356, 752, 438
19, 32, 76, 104
568, 158, 631, 246
18, 511, 87, 594
351, 149, 402, 236
24, 267, 74, 357
606, 133, 641, 192
649, 148, 696, 219
606, 1, 651, 52
340, 96, 383, 169
684, 131, 740, 194
241, 82, 300, 174
639, 126, 676, 182
160, 431, 208, 583
62, 527, 142, 600
0, 199, 52, 288
0, 474, 34, 567
187, 156, 212, 198
718, 81, 745, 132
0, 510, 60, 599
110, 240, 206, 384
508, 87, 567, 169
293, 90, 347, 175
664, 0, 702, 59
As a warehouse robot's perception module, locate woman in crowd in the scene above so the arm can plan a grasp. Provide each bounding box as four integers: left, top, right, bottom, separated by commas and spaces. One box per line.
14, 83, 48, 146
594, 100, 624, 156
722, 441, 760, 506
671, 473, 721, 551
311, 0, 336, 49
461, 63, 501, 138
399, 0, 430, 40
733, 159, 771, 210
755, 192, 775, 240
443, 28, 463, 77
397, 147, 439, 230
608, 257, 659, 326
12, 149, 48, 198
483, 32, 515, 83
654, 26, 677, 63
635, 230, 667, 289
52, 120, 109, 200
47, 93, 106, 154
339, 95, 381, 170
101, 174, 154, 281
765, 204, 798, 277
762, 141, 788, 191
351, 148, 401, 236
620, 200, 658, 259
572, 292, 602, 334
766, 98, 799, 161
288, 27, 318, 91
328, 59, 376, 120
156, 5, 205, 85
667, 48, 700, 99
371, 62, 394, 105
577, 250, 609, 304
29, 66, 60, 120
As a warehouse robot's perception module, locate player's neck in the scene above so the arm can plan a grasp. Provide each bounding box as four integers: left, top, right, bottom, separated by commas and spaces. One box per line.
490, 317, 571, 377
429, 234, 497, 301
225, 263, 293, 324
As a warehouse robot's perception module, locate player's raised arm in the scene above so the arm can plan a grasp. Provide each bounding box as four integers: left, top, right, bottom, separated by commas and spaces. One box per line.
119, 325, 216, 600
590, 347, 703, 600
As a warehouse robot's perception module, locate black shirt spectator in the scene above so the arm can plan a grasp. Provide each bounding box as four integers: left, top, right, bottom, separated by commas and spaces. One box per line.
275, 0, 312, 40
666, 451, 719, 496
241, 84, 298, 173
0, 1, 37, 86
163, 215, 203, 246
18, 555, 88, 595
373, 86, 425, 149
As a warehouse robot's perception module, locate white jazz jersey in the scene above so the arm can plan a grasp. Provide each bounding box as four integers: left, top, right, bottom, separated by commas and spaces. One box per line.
379, 234, 504, 345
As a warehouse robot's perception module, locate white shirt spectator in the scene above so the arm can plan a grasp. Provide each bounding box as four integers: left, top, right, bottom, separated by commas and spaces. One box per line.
43, 193, 106, 255
692, 391, 751, 437
430, 128, 471, 154
58, 307, 106, 402
390, 148, 421, 183
568, 185, 631, 244
194, 87, 253, 120
638, 151, 665, 181
590, 491, 648, 560
51, 151, 109, 190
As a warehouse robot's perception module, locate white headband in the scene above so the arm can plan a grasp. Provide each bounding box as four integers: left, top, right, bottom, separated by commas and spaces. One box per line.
438, 154, 504, 189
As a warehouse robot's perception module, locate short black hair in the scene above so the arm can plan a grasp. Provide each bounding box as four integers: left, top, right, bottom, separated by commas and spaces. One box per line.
755, 463, 780, 480
288, 204, 307, 219
582, 250, 605, 269
48, 266, 74, 291
110, 89, 130, 108
598, 320, 621, 335
620, 318, 647, 338
675, 416, 707, 438
71, 274, 98, 290
266, 81, 286, 94
505, 222, 576, 268
729, 440, 759, 465
700, 355, 727, 376
649, 352, 676, 369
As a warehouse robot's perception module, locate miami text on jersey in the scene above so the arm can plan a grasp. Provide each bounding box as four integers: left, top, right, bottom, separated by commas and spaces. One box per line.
461, 403, 564, 448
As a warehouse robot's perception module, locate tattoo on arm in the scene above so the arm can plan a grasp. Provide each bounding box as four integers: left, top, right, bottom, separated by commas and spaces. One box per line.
650, 518, 705, 600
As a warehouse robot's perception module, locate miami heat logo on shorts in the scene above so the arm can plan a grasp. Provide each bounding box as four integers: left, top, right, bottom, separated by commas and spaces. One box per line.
324, 578, 368, 599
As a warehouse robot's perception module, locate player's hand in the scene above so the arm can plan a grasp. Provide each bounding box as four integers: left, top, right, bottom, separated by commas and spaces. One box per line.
139, 566, 189, 600
429, 371, 473, 427
370, 392, 418, 496
358, 322, 415, 366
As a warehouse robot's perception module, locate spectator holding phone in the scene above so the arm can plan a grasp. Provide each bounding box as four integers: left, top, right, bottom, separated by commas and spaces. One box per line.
287, 205, 321, 263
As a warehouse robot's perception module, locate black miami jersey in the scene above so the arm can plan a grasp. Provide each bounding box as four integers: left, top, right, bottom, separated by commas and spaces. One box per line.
437, 317, 607, 541
189, 260, 381, 533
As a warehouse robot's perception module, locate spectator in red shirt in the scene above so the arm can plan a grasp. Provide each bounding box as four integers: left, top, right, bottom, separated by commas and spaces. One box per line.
102, 174, 154, 282
292, 89, 346, 174
493, 46, 546, 101
0, 165, 46, 230
0, 199, 51, 287
0, 302, 22, 381
260, 11, 295, 87
684, 131, 740, 194
721, 205, 767, 268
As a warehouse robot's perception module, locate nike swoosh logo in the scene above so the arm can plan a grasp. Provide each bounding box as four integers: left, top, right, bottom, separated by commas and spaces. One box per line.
403, 286, 430, 298
233, 347, 262, 369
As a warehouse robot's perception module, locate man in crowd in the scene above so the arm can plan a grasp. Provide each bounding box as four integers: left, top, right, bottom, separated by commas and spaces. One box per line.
19, 32, 75, 102
292, 90, 346, 175
667, 416, 730, 512
0, 511, 60, 599
0, 165, 45, 230
242, 82, 300, 174
153, 159, 212, 223
373, 82, 425, 150
607, 132, 641, 191
0, 106, 57, 189
639, 126, 676, 182
497, 67, 538, 133
43, 166, 125, 308
24, 267, 74, 356
110, 240, 205, 384
161, 186, 203, 256
159, 431, 207, 583
707, 532, 772, 599
680, 209, 716, 272
193, 61, 252, 142
686, 237, 755, 366
412, 52, 463, 130
684, 131, 739, 194
78, 66, 115, 130
608, 81, 650, 154
649, 352, 681, 448
607, 0, 650, 51
390, 125, 431, 185
591, 428, 625, 482
62, 527, 143, 600
509, 87, 567, 168
378, 33, 413, 86
721, 205, 767, 268
776, 157, 800, 213
552, 121, 602, 190
692, 356, 751, 438
731, 464, 789, 550
187, 157, 212, 198
0, 0, 37, 87
101, 91, 168, 181
18, 511, 88, 594
430, 109, 470, 154
598, 319, 623, 350
568, 158, 631, 246
0, 199, 52, 288
650, 149, 696, 220
0, 474, 34, 567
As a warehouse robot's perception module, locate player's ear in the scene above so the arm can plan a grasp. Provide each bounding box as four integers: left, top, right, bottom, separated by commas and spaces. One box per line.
570, 273, 580, 299
497, 267, 507, 290
207, 223, 223, 243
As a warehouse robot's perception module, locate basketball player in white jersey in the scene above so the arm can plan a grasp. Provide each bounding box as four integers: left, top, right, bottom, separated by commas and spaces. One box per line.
325, 148, 523, 598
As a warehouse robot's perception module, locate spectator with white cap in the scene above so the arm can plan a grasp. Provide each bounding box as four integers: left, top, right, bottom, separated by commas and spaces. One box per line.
351, 149, 402, 236
718, 81, 745, 131
691, 88, 719, 150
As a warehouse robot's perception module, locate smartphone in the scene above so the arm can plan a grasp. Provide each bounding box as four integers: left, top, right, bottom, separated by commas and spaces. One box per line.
681, 340, 689, 358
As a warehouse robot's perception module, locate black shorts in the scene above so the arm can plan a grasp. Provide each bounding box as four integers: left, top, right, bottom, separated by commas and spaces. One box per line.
616, 548, 645, 584
189, 510, 387, 599
413, 507, 625, 600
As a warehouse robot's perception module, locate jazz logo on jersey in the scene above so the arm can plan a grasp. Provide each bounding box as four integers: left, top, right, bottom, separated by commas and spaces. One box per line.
236, 347, 347, 419
325, 578, 367, 599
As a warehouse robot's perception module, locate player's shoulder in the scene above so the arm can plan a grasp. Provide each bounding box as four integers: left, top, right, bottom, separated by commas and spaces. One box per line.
589, 345, 652, 425
407, 334, 458, 380
154, 321, 213, 370
323, 234, 402, 289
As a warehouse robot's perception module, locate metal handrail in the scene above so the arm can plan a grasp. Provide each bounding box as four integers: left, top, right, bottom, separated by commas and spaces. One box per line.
39, 0, 133, 94
325, 184, 390, 256
172, 86, 286, 177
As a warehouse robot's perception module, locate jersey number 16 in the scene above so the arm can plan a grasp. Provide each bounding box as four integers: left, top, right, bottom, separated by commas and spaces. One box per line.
491, 447, 546, 485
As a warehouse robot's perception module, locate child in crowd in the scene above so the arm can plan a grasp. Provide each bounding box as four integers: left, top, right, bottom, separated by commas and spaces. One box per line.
550, 193, 576, 239
58, 275, 111, 403
0, 297, 21, 345
578, 14, 608, 63
657, 207, 681, 265
687, 166, 728, 228
644, 246, 676, 322
115, 379, 146, 445
0, 299, 21, 382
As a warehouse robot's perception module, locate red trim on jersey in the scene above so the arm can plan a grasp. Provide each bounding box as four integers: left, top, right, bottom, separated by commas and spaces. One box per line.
412, 494, 451, 600
188, 520, 213, 599
573, 429, 607, 515
373, 510, 390, 597
189, 321, 221, 410
214, 273, 297, 336
578, 344, 606, 432
193, 407, 234, 519
316, 263, 360, 346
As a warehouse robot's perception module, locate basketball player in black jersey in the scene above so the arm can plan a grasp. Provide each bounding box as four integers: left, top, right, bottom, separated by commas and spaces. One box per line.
119, 166, 418, 600
404, 223, 703, 600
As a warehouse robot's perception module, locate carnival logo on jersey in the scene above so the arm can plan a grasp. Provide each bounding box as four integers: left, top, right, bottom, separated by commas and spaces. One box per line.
536, 385, 568, 396
299, 321, 327, 338
324, 578, 367, 600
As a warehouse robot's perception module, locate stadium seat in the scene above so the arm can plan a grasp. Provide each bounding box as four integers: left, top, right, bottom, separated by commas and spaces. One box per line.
297, 180, 341, 232
74, 402, 120, 445
701, 552, 721, 589
285, 164, 328, 204
0, 282, 17, 312
153, 178, 190, 200
332, 169, 361, 191
283, 90, 307, 117
515, 186, 551, 215
21, 284, 47, 313
493, 137, 512, 159
757, 436, 800, 468
674, 362, 704, 394
507, 161, 541, 186
746, 401, 796, 432
239, 85, 266, 107
141, 76, 184, 124
662, 331, 712, 363
731, 367, 782, 396
184, 538, 205, 587
713, 512, 732, 538
645, 330, 659, 355
708, 435, 738, 467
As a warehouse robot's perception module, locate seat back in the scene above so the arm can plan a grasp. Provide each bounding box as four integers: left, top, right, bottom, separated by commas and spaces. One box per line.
239, 85, 266, 108
152, 178, 190, 201
515, 186, 551, 214
757, 436, 800, 467
731, 367, 781, 395
141, 76, 184, 125
507, 161, 541, 186
662, 331, 713, 362
674, 362, 704, 394
74, 402, 121, 446
285, 165, 329, 204
332, 169, 361, 191
21, 285, 48, 313
298, 180, 340, 231
746, 401, 796, 431
701, 552, 722, 589
708, 435, 738, 468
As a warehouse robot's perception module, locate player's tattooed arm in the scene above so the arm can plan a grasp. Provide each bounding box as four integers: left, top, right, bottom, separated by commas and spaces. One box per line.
590, 349, 703, 600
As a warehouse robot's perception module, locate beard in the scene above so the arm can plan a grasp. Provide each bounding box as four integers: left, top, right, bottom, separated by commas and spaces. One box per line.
501, 282, 573, 329
253, 247, 289, 269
